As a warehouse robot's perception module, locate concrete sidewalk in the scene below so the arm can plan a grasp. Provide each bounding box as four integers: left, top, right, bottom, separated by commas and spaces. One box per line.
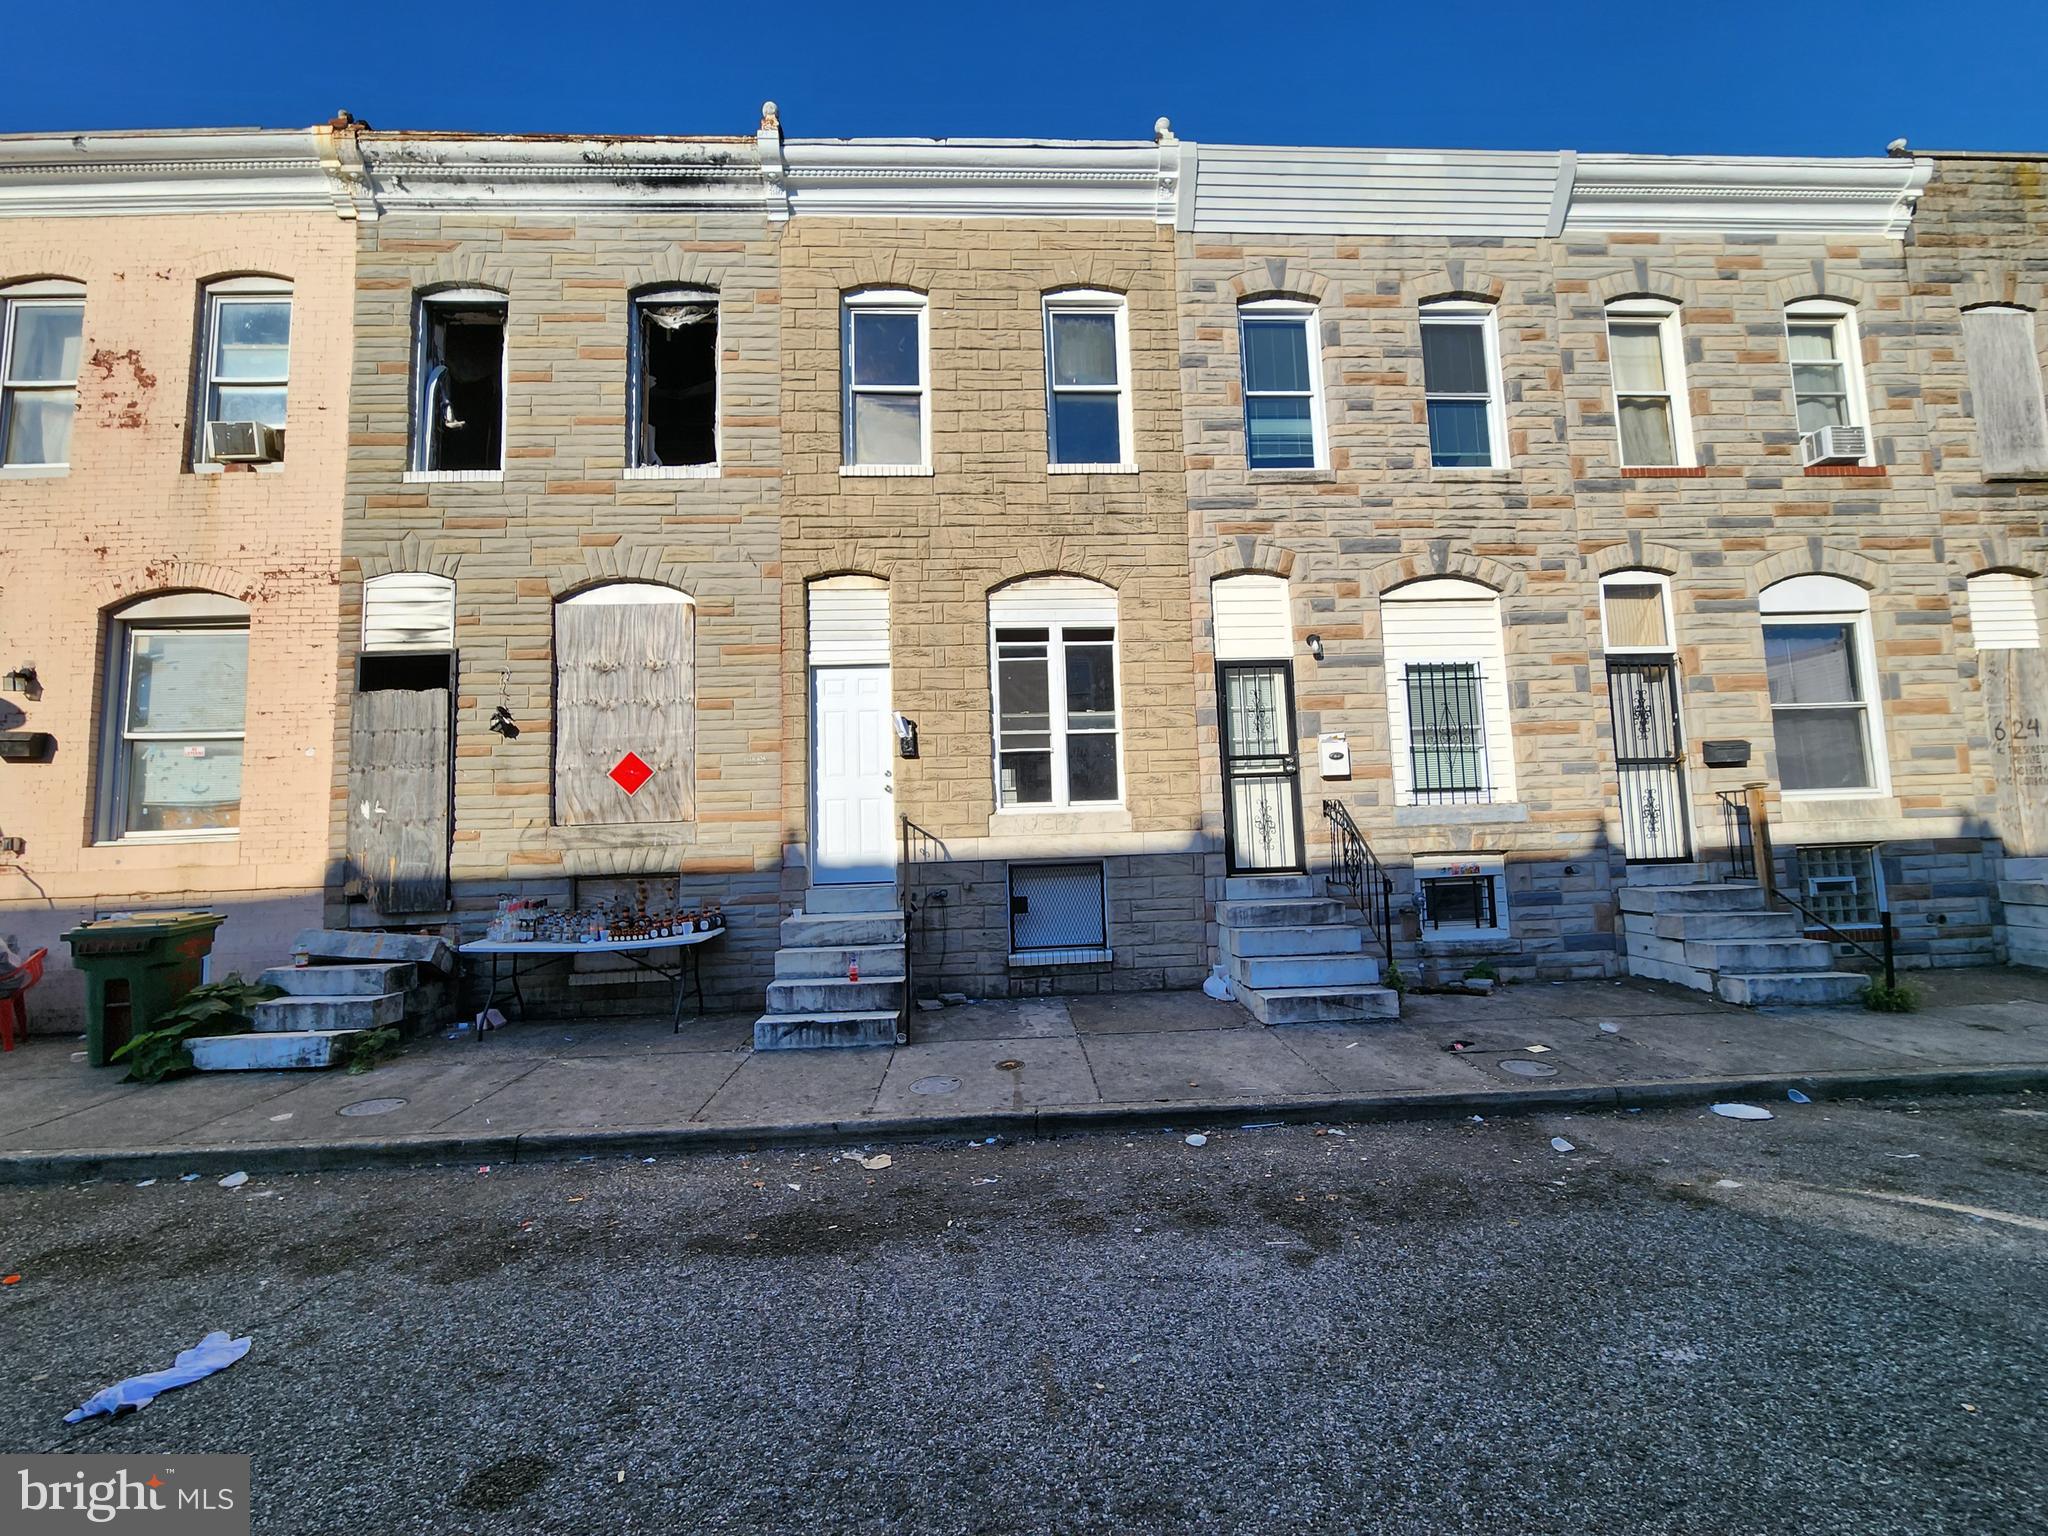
3, 971, 2046, 1181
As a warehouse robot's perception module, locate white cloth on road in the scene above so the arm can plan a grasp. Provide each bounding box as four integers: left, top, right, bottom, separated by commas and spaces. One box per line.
64, 1331, 252, 1422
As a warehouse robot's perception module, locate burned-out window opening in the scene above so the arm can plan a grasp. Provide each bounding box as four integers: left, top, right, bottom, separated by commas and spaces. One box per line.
631, 291, 717, 469
413, 291, 506, 473
357, 653, 454, 693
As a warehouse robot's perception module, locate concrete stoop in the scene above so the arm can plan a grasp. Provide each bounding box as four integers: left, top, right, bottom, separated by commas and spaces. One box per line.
188, 932, 448, 1072
755, 884, 907, 1050
1999, 856, 2048, 972
1218, 875, 1399, 1025
1619, 875, 1867, 1006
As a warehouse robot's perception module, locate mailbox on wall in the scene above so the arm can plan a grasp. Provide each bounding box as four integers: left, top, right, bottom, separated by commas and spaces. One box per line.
1317, 733, 1351, 780
1702, 740, 1752, 768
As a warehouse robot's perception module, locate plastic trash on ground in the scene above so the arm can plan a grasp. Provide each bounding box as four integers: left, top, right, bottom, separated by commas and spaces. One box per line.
1787, 1089, 1812, 1104
1711, 1103, 1775, 1121
217, 1172, 248, 1189
64, 1331, 252, 1423
1184, 1133, 1208, 1147
1550, 1137, 1576, 1153
1201, 966, 1234, 1002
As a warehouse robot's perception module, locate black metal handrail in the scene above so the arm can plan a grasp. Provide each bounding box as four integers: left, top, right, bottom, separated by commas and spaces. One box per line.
1773, 887, 1897, 990
898, 816, 946, 1028
1322, 799, 1394, 966
1716, 789, 1756, 882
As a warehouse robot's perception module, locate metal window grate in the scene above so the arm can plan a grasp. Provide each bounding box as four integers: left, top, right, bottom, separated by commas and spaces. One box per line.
1009, 862, 1108, 954
1404, 662, 1490, 803
1797, 845, 1881, 930
1419, 874, 1498, 931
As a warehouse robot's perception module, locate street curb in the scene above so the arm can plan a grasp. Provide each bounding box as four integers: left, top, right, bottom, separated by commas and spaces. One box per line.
1, 1062, 2041, 1186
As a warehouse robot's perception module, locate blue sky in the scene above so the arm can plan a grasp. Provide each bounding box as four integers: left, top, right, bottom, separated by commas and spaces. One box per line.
5, 0, 2043, 155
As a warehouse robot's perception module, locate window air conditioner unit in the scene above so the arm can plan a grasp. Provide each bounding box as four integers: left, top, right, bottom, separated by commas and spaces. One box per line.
1800, 425, 1867, 466
206, 420, 283, 463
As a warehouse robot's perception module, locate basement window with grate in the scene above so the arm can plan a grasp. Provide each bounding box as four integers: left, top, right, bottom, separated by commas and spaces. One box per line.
1008, 861, 1110, 965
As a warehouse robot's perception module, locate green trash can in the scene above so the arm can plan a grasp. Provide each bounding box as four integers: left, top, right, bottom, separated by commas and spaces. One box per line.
61, 910, 228, 1068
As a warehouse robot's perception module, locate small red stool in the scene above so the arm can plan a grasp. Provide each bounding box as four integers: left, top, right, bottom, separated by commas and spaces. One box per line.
0, 947, 47, 1051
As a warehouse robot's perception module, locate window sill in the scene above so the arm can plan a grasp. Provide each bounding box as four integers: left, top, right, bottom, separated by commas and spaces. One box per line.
624, 464, 719, 480
839, 463, 933, 477
990, 806, 1131, 832
1802, 464, 1884, 478
403, 469, 504, 484
1616, 466, 1706, 478
1008, 947, 1113, 969
95, 830, 242, 847
192, 461, 285, 476
1430, 466, 1516, 479
1394, 802, 1529, 827
1246, 467, 1333, 483
1048, 463, 1139, 476
0, 464, 67, 479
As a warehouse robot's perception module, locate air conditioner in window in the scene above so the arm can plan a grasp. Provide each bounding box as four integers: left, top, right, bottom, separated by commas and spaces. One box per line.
1800, 425, 1868, 466
206, 420, 283, 464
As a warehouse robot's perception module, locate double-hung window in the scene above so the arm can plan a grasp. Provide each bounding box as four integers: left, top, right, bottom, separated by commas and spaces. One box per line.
196, 279, 292, 464
1421, 301, 1507, 468
1784, 301, 1869, 452
101, 594, 250, 839
629, 288, 717, 472
991, 578, 1120, 809
1760, 575, 1886, 796
842, 290, 927, 471
1606, 302, 1693, 467
1239, 299, 1322, 469
1044, 291, 1131, 470
0, 281, 85, 468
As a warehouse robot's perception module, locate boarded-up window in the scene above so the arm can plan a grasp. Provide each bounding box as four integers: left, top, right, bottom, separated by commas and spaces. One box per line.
1962, 306, 2048, 481
1967, 571, 2043, 650
363, 572, 455, 652
554, 584, 694, 826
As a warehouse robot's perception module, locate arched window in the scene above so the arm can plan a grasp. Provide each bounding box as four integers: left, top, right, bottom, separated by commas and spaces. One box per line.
1380, 577, 1515, 805
1966, 570, 2042, 650
100, 592, 250, 840
989, 576, 1119, 808
1605, 298, 1693, 468
1, 278, 85, 469
553, 583, 695, 826
1420, 299, 1505, 469
1239, 298, 1324, 470
1759, 575, 1886, 795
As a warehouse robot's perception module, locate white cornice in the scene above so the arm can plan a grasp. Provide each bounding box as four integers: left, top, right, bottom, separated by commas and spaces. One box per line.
0, 129, 338, 217
1564, 154, 1933, 238
342, 134, 772, 218
778, 139, 1180, 222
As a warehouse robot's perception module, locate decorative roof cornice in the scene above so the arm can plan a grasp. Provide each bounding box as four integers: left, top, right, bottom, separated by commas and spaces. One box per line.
777, 136, 1181, 222
339, 132, 771, 218
1564, 154, 1933, 238
0, 129, 339, 217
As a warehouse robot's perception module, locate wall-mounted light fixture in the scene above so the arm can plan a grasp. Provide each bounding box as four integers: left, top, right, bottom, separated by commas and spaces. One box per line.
1, 664, 37, 696
1305, 634, 1324, 662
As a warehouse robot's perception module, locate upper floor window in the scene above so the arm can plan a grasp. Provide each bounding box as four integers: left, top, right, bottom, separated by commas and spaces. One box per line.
1, 280, 85, 468
842, 289, 927, 471
1960, 304, 2048, 481
99, 593, 250, 841
1380, 577, 1516, 806
1784, 300, 1869, 450
1044, 290, 1132, 471
1239, 299, 1323, 470
1421, 301, 1507, 469
629, 289, 717, 473
1606, 301, 1693, 468
412, 288, 506, 475
196, 278, 292, 466
1759, 575, 1887, 797
990, 576, 1121, 809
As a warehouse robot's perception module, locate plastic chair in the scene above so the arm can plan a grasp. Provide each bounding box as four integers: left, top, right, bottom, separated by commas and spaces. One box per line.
0, 947, 46, 1051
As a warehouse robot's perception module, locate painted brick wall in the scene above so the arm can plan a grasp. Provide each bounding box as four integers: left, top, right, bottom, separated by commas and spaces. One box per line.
0, 211, 355, 1019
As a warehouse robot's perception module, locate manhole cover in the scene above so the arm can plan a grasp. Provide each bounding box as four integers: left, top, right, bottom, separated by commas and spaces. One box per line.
338, 1097, 409, 1117
996, 1059, 1023, 1071
910, 1076, 960, 1096
1498, 1059, 1559, 1079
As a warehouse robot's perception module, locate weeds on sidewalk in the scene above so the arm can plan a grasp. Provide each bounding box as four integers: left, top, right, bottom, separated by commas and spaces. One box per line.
111, 976, 283, 1083
1863, 978, 1920, 1013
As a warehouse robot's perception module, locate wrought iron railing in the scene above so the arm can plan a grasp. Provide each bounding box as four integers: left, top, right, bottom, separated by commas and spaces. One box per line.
1716, 785, 1895, 987
1773, 887, 1897, 990
1322, 799, 1395, 966
898, 816, 947, 1027
1716, 789, 1757, 882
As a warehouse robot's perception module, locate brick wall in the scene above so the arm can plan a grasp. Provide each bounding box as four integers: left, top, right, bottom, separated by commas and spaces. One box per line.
0, 211, 354, 1019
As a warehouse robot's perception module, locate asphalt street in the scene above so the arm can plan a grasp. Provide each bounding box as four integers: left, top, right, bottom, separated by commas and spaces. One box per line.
2, 1094, 2043, 1534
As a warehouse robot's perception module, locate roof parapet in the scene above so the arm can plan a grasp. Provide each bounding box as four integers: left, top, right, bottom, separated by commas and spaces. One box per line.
1564, 153, 1933, 238
0, 129, 337, 218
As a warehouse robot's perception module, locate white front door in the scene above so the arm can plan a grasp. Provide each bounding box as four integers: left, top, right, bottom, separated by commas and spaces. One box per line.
811, 665, 894, 884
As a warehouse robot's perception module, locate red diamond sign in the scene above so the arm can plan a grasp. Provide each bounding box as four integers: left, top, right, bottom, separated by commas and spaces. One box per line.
608, 752, 654, 796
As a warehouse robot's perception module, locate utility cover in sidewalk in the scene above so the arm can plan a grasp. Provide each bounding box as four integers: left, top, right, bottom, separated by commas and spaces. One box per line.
609, 752, 654, 795
338, 1097, 408, 1117
910, 1076, 960, 1096
1498, 1059, 1559, 1079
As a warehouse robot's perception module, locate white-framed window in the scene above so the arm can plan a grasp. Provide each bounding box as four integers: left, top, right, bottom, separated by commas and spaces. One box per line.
990, 577, 1121, 809
1599, 572, 1676, 653
1961, 304, 2048, 480
1421, 300, 1508, 469
1795, 844, 1884, 933
1965, 570, 2043, 650
0, 279, 85, 468
411, 288, 507, 476
553, 583, 695, 826
1415, 854, 1509, 937
1044, 289, 1133, 471
628, 287, 717, 473
99, 593, 250, 841
1381, 578, 1517, 806
194, 278, 291, 464
842, 288, 928, 471
1760, 575, 1888, 797
1606, 300, 1694, 467
1238, 298, 1324, 470
1784, 300, 1870, 448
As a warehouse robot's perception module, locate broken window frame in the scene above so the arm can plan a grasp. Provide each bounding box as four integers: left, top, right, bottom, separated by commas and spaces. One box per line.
626, 286, 719, 476
194, 276, 293, 468
409, 287, 508, 478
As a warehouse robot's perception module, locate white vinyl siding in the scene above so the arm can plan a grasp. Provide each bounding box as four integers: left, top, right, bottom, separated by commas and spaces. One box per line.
1212, 574, 1292, 661
1187, 146, 1565, 238
362, 573, 456, 652
808, 577, 891, 665
1380, 579, 1516, 805
1961, 306, 2048, 481
1966, 571, 2042, 650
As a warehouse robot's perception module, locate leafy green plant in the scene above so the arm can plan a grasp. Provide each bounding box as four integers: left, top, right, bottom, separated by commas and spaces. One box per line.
1383, 963, 1408, 996
111, 975, 283, 1083
1463, 960, 1500, 982
340, 1026, 403, 1074
1862, 978, 1919, 1013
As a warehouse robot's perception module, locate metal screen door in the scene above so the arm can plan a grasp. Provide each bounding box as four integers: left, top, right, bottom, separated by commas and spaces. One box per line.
1607, 657, 1691, 862
1219, 662, 1305, 873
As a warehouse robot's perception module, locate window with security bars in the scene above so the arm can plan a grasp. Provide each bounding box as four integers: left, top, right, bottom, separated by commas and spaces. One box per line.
1008, 862, 1108, 956
1403, 662, 1490, 802
1797, 845, 1882, 931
